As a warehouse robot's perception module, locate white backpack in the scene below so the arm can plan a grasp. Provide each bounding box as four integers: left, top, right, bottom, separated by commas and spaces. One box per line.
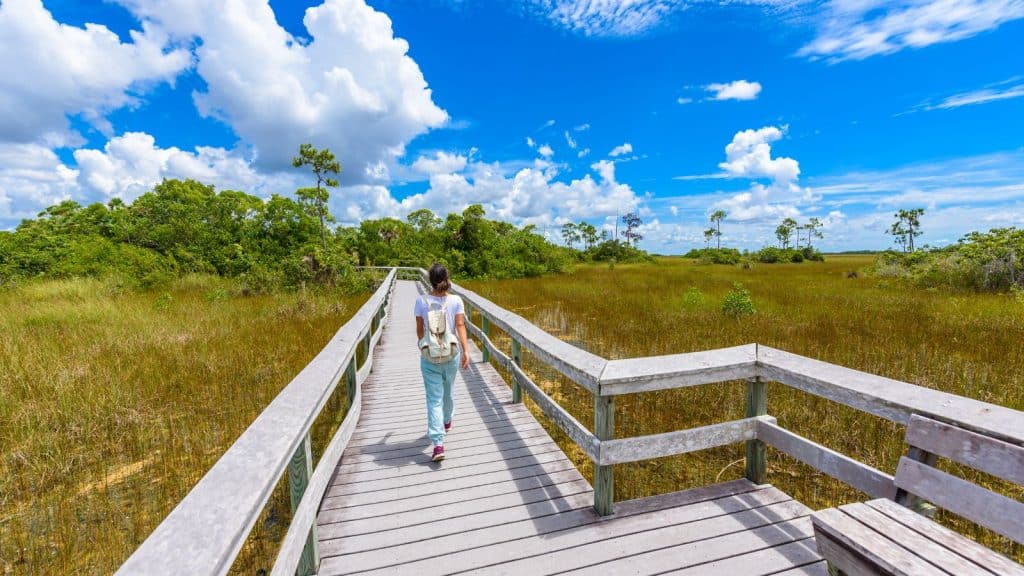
419, 296, 458, 363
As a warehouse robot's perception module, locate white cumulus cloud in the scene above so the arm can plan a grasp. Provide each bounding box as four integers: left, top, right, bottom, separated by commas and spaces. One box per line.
116, 0, 448, 181
706, 80, 762, 101
0, 0, 190, 144
712, 125, 812, 220
411, 151, 468, 176
609, 142, 633, 157
538, 144, 554, 158
73, 132, 294, 201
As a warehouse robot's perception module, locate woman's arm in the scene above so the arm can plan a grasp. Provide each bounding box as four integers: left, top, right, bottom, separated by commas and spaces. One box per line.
416, 317, 424, 341
455, 313, 470, 369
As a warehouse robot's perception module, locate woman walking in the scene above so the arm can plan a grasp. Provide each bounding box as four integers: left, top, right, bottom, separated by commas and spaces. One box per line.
415, 263, 470, 462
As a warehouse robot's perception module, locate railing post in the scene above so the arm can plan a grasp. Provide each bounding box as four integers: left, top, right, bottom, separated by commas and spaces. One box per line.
362, 329, 372, 372
481, 316, 491, 363
745, 376, 767, 484
288, 433, 319, 576
345, 358, 357, 406
896, 447, 938, 517
594, 393, 615, 516
510, 339, 523, 404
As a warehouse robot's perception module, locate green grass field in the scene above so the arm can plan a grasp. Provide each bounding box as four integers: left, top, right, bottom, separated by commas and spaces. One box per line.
464, 255, 1024, 560
0, 277, 365, 574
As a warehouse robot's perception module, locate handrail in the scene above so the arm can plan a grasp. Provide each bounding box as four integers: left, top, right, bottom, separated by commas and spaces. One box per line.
117, 269, 396, 576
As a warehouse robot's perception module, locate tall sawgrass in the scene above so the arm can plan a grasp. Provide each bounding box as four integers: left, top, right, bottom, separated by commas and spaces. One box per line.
466, 255, 1024, 560
0, 276, 365, 574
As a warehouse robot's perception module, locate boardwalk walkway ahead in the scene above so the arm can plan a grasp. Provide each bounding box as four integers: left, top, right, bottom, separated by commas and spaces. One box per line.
315, 281, 826, 575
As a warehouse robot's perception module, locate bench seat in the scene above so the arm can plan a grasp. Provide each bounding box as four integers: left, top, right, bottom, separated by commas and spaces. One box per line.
812, 498, 1023, 576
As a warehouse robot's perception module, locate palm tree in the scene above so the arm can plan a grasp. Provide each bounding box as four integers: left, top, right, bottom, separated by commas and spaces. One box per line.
709, 210, 727, 249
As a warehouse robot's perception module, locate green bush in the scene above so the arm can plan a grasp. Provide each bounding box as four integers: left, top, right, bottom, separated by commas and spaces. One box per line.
684, 248, 743, 265
721, 282, 756, 316
756, 246, 823, 263
681, 286, 704, 307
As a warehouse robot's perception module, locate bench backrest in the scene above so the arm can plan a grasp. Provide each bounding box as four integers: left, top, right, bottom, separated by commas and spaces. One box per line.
896, 414, 1024, 544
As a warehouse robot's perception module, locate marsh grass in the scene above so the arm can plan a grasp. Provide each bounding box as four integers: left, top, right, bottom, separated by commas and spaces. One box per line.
465, 255, 1024, 560
0, 276, 365, 574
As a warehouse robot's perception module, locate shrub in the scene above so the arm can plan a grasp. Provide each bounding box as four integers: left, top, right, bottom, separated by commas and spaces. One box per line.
790, 251, 804, 263
681, 286, 704, 307
684, 248, 742, 265
721, 282, 756, 316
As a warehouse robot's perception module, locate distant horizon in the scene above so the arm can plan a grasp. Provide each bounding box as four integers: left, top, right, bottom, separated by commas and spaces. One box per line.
1, 0, 1022, 252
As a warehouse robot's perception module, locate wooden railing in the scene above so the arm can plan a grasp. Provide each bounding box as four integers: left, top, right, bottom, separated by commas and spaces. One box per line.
402, 267, 1024, 517
116, 269, 396, 576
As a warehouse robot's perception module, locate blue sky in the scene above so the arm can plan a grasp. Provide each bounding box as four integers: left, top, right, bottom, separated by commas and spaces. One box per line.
0, 0, 1022, 251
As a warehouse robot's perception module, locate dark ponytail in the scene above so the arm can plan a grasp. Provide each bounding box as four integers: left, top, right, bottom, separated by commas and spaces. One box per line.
428, 263, 451, 293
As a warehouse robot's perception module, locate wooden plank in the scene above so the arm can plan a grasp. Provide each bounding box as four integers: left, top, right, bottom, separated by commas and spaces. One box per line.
746, 377, 767, 484
460, 499, 811, 576
319, 480, 764, 569
284, 433, 318, 576
115, 269, 396, 576
599, 416, 767, 466
322, 459, 582, 510
511, 338, 523, 403
329, 443, 566, 486
324, 451, 572, 497
758, 346, 1024, 447
319, 475, 593, 528
905, 414, 1024, 485
350, 410, 534, 437
334, 430, 555, 473
773, 562, 830, 576
666, 533, 820, 576
840, 503, 996, 576
599, 344, 758, 395
866, 498, 1024, 576
318, 490, 596, 556
318, 478, 593, 536
330, 441, 564, 485
344, 422, 545, 454
320, 469, 585, 519
556, 518, 816, 576
336, 487, 799, 576
344, 419, 544, 448
895, 456, 1024, 544
811, 507, 948, 576
594, 393, 614, 515
338, 427, 551, 465
757, 420, 897, 500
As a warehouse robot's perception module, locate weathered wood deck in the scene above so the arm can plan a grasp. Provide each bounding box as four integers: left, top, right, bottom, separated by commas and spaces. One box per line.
315, 281, 826, 575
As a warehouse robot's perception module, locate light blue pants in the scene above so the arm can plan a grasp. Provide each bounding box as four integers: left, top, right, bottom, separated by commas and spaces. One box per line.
421, 350, 460, 445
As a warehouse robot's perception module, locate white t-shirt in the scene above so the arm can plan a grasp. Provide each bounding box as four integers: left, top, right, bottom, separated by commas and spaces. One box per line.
414, 293, 465, 340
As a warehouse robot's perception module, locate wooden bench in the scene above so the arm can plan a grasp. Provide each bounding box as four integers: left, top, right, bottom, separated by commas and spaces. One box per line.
811, 414, 1024, 575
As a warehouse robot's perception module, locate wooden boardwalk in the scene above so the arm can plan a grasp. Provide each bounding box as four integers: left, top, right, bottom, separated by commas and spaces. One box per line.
315, 281, 826, 575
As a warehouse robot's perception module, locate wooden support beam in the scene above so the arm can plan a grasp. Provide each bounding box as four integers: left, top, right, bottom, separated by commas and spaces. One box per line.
745, 377, 767, 484
481, 316, 491, 363
895, 446, 938, 517
287, 434, 319, 576
594, 394, 615, 516
345, 359, 357, 407
511, 339, 523, 404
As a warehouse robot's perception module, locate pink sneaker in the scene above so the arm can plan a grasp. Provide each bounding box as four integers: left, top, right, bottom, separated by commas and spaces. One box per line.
432, 445, 445, 462
444, 421, 452, 432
